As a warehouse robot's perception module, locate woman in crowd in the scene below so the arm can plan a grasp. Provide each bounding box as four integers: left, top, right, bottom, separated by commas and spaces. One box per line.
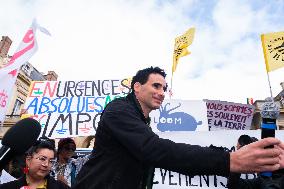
51, 138, 90, 187
0, 137, 70, 189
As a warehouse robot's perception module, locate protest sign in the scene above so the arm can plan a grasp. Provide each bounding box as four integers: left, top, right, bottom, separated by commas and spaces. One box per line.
153, 130, 284, 189
23, 79, 131, 138
150, 99, 209, 132
205, 100, 255, 130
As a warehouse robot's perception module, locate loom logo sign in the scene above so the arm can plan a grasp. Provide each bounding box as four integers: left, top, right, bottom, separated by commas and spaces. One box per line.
155, 103, 202, 132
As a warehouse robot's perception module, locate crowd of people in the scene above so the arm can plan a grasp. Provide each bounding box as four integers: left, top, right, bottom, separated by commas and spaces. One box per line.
0, 66, 284, 189
0, 137, 70, 189
0, 137, 90, 188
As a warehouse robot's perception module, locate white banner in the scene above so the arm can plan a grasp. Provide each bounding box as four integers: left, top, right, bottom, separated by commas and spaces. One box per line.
23, 79, 132, 138
150, 99, 209, 132
0, 75, 17, 123
153, 130, 284, 189
0, 19, 50, 124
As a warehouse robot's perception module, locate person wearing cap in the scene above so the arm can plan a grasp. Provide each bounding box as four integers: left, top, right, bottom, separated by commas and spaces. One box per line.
50, 138, 89, 187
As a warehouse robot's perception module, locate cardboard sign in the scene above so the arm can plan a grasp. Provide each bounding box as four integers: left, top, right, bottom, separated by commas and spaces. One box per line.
205, 100, 255, 130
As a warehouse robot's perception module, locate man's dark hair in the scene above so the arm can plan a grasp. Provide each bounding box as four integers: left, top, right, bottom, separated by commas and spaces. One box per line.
238, 135, 254, 148
26, 136, 56, 156
131, 66, 167, 91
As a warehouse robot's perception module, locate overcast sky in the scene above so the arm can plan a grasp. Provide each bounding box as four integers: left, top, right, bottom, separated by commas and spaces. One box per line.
1, 0, 284, 103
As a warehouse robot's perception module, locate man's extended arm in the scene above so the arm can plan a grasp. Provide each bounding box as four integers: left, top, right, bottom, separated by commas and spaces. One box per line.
103, 101, 229, 176
103, 100, 284, 176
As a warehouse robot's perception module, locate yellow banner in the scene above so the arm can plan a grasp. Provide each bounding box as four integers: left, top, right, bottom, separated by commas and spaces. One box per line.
172, 28, 195, 74
261, 31, 284, 72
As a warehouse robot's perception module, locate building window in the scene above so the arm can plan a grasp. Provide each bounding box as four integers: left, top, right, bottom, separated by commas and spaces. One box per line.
12, 99, 23, 115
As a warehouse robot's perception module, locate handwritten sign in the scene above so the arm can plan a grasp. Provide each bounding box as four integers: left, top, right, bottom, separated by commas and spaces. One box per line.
205, 100, 255, 130
23, 79, 131, 138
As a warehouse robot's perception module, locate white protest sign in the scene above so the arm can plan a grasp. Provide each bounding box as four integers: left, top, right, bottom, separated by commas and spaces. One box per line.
23, 80, 131, 138
153, 130, 284, 189
150, 99, 209, 132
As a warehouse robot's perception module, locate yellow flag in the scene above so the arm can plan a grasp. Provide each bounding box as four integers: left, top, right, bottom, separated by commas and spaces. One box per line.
172, 28, 195, 74
261, 31, 284, 72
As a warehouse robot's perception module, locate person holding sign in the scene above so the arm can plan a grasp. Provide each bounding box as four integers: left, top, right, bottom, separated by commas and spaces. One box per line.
73, 66, 284, 189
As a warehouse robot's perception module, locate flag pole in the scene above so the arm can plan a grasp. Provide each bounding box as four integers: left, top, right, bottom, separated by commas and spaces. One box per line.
170, 56, 175, 100
170, 75, 173, 90
266, 72, 273, 98
170, 74, 173, 99
261, 34, 274, 99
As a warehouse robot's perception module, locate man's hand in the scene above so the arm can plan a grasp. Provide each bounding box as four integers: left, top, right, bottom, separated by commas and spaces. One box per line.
275, 141, 284, 169
230, 137, 281, 173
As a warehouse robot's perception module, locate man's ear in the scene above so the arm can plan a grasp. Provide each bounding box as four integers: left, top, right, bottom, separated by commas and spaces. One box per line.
133, 82, 141, 93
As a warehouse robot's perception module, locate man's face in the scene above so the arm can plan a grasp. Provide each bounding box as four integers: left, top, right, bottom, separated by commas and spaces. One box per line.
135, 73, 167, 113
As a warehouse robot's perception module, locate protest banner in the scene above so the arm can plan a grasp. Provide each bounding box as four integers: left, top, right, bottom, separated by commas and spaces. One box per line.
205, 100, 255, 130
153, 130, 284, 189
150, 99, 209, 132
0, 19, 50, 124
23, 81, 255, 138
23, 79, 131, 138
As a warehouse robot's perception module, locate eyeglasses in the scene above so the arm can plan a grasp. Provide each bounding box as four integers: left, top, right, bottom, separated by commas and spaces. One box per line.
34, 155, 56, 167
